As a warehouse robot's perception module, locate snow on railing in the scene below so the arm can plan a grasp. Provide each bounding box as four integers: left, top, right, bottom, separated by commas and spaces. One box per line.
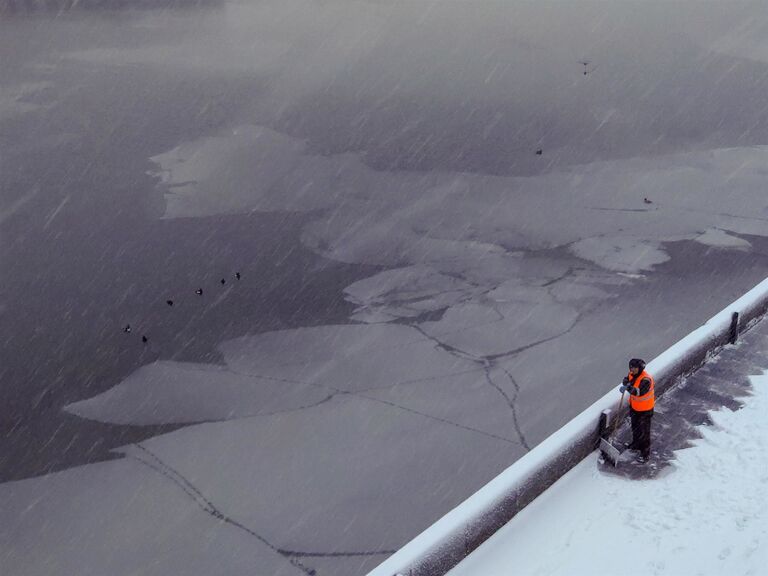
369, 276, 768, 576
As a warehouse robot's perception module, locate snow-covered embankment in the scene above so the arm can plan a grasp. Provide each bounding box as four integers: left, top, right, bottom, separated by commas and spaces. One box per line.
369, 276, 768, 576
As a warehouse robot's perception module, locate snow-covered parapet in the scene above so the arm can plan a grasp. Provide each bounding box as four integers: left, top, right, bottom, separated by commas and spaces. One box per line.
369, 276, 768, 576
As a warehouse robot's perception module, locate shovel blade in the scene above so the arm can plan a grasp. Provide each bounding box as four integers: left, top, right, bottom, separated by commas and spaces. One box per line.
600, 437, 621, 467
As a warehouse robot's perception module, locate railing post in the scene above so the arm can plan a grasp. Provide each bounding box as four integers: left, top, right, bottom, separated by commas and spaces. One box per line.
729, 311, 739, 344
598, 409, 611, 440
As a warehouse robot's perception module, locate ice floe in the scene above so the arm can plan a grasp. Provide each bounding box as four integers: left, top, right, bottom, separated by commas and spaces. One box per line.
66, 324, 481, 425
150, 126, 768, 279
64, 360, 334, 425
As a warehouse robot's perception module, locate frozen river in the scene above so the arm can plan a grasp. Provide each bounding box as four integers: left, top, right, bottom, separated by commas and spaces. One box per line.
2, 2, 768, 575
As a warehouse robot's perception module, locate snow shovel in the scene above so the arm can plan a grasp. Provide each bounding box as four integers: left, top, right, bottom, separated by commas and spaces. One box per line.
599, 391, 625, 466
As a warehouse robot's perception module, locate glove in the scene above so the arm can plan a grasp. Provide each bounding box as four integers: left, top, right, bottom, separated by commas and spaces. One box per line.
622, 376, 630, 385
618, 384, 628, 393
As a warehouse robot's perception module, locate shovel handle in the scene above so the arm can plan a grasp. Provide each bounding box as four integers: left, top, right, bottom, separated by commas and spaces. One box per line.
611, 391, 625, 435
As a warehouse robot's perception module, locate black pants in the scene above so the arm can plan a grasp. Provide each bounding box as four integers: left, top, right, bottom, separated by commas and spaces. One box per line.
630, 409, 653, 457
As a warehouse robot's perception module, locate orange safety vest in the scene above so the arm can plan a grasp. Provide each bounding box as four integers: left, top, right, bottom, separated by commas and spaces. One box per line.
627, 370, 655, 411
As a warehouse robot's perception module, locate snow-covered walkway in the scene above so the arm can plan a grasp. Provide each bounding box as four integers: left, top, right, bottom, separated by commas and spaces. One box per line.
448, 318, 768, 576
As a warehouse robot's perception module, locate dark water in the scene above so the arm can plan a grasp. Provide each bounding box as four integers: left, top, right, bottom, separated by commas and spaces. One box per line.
0, 43, 380, 481
0, 206, 377, 481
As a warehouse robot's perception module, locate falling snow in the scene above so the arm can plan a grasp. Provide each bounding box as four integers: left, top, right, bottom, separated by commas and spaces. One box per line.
3, 1, 768, 575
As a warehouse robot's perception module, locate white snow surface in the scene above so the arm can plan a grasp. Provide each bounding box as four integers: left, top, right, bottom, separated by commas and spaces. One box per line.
448, 372, 768, 576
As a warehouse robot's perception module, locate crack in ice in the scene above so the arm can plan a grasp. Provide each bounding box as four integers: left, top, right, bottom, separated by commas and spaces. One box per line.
130, 444, 397, 576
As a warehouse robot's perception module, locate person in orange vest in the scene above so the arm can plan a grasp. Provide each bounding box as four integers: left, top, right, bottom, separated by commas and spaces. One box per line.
618, 358, 655, 463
